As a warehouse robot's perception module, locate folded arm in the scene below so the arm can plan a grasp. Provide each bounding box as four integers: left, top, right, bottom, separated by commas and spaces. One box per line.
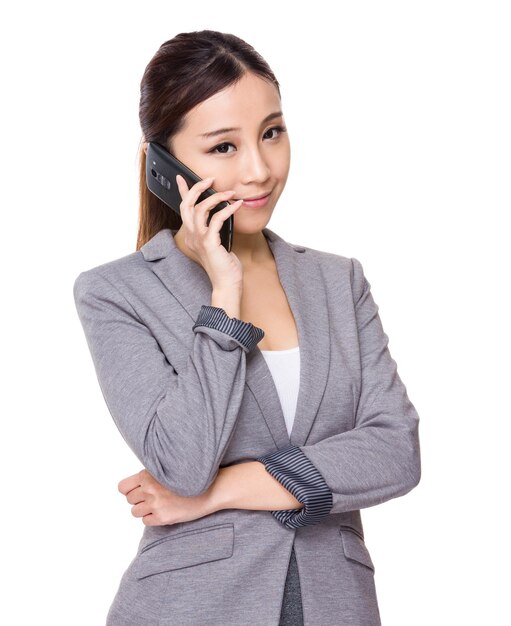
254, 257, 421, 528
73, 270, 264, 498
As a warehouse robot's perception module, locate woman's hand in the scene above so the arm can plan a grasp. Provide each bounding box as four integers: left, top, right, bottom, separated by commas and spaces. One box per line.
117, 469, 217, 526
175, 174, 244, 292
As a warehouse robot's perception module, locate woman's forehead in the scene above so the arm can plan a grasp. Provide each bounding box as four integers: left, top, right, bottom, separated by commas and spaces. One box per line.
182, 75, 282, 133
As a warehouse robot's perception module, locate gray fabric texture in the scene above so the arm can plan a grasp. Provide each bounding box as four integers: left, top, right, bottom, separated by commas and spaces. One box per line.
73, 226, 421, 625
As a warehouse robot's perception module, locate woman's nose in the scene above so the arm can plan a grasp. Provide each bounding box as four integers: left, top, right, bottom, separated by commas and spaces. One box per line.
239, 147, 271, 184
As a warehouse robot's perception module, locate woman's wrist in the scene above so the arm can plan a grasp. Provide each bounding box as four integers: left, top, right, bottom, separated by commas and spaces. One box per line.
203, 469, 227, 514
211, 288, 242, 319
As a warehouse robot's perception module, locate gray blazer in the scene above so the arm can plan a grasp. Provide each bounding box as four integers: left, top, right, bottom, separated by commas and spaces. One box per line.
73, 226, 421, 626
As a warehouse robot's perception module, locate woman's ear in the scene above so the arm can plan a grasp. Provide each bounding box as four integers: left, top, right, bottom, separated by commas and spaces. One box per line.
142, 141, 148, 156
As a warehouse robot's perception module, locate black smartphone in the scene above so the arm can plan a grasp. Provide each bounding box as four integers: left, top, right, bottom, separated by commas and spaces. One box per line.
146, 141, 234, 252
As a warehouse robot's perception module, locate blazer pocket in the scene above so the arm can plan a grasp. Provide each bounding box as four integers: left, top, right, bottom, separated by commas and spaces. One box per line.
133, 523, 234, 580
339, 525, 375, 573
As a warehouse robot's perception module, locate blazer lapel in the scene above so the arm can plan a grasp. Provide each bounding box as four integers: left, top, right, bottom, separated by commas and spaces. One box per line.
141, 227, 213, 318
247, 229, 331, 449
140, 227, 331, 450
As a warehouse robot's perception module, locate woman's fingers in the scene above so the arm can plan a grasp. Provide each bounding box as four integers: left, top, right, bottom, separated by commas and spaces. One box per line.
117, 471, 143, 496
131, 500, 153, 519
187, 175, 215, 207
125, 485, 146, 505
194, 190, 237, 230
177, 174, 212, 214
172, 172, 244, 286
177, 174, 236, 229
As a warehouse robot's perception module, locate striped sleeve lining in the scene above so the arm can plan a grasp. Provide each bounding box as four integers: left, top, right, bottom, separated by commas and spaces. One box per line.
192, 305, 265, 353
256, 445, 333, 529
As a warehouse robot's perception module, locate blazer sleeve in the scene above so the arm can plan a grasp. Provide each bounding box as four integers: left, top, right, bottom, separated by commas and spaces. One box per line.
73, 269, 264, 498
256, 256, 421, 528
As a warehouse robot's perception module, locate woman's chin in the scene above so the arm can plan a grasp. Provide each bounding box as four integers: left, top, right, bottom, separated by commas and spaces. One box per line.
233, 211, 273, 235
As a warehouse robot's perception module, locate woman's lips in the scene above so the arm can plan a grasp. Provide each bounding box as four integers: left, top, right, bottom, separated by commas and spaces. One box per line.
237, 191, 272, 208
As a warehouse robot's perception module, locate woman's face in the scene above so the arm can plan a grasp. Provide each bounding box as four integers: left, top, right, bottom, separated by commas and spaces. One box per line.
166, 72, 291, 235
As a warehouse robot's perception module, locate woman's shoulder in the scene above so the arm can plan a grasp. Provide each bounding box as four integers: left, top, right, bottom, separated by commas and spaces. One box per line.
73, 248, 148, 301
281, 236, 368, 303
286, 238, 364, 284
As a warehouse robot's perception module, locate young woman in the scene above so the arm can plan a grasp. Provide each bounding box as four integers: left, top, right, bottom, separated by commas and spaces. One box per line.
74, 30, 421, 626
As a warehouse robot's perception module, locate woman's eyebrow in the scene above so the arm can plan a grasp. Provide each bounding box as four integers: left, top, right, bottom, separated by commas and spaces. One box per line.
198, 110, 283, 140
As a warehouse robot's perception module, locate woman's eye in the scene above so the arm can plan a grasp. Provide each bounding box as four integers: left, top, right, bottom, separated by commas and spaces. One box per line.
208, 125, 287, 154
264, 125, 287, 140
210, 142, 235, 155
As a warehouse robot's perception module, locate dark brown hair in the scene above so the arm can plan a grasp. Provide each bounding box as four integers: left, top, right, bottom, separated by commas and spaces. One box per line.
136, 30, 281, 250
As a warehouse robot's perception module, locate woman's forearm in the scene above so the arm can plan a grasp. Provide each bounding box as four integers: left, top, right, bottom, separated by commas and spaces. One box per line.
207, 461, 304, 513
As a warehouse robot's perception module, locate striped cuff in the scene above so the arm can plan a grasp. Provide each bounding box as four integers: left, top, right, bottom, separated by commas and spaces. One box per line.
192, 305, 265, 353
256, 445, 333, 529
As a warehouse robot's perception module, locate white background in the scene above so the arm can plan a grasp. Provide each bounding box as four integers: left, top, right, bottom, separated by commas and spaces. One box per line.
1, 1, 509, 624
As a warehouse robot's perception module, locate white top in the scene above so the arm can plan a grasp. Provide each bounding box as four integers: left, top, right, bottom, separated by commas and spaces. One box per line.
259, 346, 300, 437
